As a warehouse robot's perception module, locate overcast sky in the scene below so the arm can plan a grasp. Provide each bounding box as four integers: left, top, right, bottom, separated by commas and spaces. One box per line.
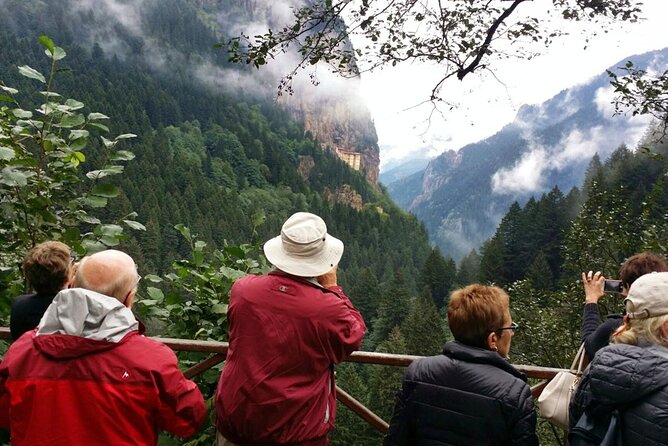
352, 1, 668, 170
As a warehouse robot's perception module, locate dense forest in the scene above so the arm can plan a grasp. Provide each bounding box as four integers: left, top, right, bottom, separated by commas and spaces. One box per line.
1, 1, 668, 445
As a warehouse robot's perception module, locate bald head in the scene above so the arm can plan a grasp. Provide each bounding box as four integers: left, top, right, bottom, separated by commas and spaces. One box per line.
74, 250, 139, 306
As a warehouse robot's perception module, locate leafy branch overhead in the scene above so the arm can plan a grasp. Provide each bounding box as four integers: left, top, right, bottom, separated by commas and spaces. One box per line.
608, 62, 668, 136
223, 0, 641, 100
0, 35, 144, 267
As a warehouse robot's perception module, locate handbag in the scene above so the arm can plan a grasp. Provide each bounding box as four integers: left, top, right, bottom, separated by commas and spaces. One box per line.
537, 343, 587, 430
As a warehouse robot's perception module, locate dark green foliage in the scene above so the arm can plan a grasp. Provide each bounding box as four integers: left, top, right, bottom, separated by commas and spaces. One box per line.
367, 328, 407, 422
402, 289, 448, 356
418, 248, 456, 310
456, 249, 481, 286
330, 364, 381, 446
366, 269, 412, 351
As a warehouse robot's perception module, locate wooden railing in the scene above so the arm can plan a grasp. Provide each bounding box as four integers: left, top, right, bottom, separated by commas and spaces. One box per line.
0, 327, 565, 433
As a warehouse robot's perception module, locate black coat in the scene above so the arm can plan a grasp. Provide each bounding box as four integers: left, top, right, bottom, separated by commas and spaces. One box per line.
10, 293, 56, 340
383, 341, 538, 446
569, 343, 668, 445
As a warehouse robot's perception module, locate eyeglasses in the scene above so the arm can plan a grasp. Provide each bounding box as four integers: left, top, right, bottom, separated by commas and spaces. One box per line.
495, 321, 519, 332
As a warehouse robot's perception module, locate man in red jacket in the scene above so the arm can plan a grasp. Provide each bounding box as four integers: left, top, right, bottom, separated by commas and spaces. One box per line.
216, 212, 366, 446
0, 249, 206, 446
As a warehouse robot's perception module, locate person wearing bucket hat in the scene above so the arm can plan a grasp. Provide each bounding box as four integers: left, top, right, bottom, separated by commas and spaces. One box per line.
569, 272, 668, 445
215, 212, 366, 446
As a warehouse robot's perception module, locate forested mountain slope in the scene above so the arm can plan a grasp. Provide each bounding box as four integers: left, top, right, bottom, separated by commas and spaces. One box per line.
0, 0, 430, 291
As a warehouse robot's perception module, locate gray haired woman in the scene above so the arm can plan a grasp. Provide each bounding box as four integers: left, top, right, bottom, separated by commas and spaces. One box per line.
569, 272, 668, 445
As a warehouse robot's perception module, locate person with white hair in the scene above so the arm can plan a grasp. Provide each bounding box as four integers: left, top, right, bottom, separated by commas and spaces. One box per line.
215, 212, 366, 446
569, 272, 668, 445
0, 249, 206, 445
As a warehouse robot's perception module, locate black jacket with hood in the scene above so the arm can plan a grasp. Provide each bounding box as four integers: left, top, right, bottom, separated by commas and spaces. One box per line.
383, 341, 538, 446
569, 343, 668, 445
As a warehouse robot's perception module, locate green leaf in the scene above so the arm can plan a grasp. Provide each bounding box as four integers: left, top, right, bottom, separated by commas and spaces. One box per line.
13, 109, 33, 118
81, 239, 108, 254
47, 46, 66, 61
0, 95, 16, 103
101, 136, 115, 148
110, 150, 135, 161
175, 224, 192, 242
0, 166, 28, 186
91, 183, 120, 198
57, 113, 86, 128
87, 112, 109, 120
69, 129, 89, 140
146, 287, 165, 303
39, 91, 61, 98
78, 214, 101, 225
38, 35, 55, 54
18, 65, 46, 83
164, 293, 182, 305
87, 122, 110, 133
0, 147, 15, 161
115, 133, 137, 140
64, 99, 84, 110
99, 224, 123, 237
212, 303, 228, 314
219, 266, 246, 281
100, 235, 120, 247
0, 86, 18, 94
144, 274, 163, 283
70, 138, 87, 151
123, 219, 146, 231
85, 166, 124, 180
82, 195, 108, 208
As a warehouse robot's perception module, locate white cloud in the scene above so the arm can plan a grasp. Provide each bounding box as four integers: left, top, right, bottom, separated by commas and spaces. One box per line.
491, 147, 548, 195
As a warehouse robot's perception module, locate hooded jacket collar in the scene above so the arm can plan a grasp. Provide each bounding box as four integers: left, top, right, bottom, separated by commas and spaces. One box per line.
33, 288, 140, 359
443, 340, 527, 381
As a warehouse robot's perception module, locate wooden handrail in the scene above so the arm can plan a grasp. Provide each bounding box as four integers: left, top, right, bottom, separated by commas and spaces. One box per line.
0, 326, 565, 434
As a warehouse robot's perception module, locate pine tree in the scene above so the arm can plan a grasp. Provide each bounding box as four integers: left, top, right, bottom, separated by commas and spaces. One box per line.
401, 289, 448, 355
367, 328, 408, 421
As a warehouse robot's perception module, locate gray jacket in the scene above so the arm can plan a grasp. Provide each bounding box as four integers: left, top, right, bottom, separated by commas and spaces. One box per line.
569, 343, 668, 445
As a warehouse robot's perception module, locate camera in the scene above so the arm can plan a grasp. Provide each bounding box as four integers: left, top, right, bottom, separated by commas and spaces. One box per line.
603, 279, 624, 293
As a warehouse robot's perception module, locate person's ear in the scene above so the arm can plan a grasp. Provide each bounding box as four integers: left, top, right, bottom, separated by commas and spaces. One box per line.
660, 321, 668, 341
487, 331, 498, 352
124, 289, 136, 308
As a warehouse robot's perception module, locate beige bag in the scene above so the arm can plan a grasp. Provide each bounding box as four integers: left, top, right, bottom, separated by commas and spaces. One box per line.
537, 343, 587, 430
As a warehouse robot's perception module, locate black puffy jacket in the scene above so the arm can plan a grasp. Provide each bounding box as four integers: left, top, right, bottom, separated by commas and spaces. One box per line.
569, 343, 668, 445
383, 341, 538, 446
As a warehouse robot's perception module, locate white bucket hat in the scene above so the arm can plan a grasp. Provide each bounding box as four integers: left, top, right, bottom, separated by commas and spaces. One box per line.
263, 212, 344, 277
624, 272, 668, 320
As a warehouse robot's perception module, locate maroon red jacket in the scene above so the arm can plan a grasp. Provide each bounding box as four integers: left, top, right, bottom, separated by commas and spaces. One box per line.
0, 288, 206, 446
215, 272, 366, 445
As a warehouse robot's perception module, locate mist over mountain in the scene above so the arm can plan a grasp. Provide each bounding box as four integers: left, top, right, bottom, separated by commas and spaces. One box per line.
386, 47, 668, 261
379, 154, 433, 185
0, 0, 381, 184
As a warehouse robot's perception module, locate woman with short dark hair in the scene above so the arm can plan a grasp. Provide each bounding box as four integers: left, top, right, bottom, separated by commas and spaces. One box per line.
384, 284, 538, 446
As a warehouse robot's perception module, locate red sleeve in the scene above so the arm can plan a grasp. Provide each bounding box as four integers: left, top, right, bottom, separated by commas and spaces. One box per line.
0, 362, 8, 429
322, 286, 367, 364
153, 345, 207, 439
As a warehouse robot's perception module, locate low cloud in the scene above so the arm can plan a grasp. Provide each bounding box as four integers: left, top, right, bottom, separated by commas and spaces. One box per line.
491, 146, 548, 194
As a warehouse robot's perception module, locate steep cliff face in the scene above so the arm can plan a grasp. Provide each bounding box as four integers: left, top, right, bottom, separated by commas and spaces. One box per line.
290, 95, 380, 185
411, 149, 461, 207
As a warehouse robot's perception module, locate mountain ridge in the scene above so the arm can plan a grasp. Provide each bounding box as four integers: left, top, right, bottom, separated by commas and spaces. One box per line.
387, 47, 668, 261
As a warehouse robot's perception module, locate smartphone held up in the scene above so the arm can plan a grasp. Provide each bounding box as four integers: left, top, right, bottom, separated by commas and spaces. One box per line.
604, 279, 624, 293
